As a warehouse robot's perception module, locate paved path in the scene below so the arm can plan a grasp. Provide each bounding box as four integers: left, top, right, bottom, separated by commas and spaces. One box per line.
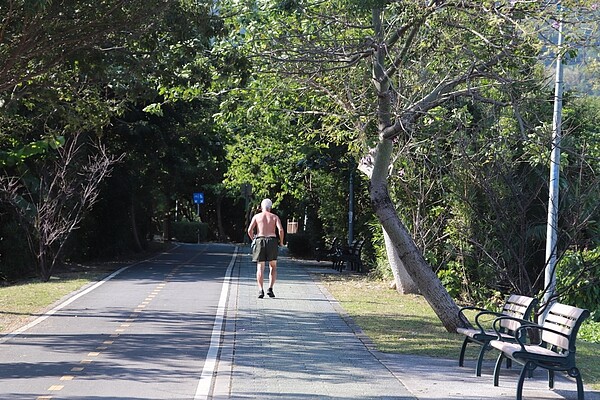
0, 243, 234, 400
2, 244, 598, 399
215, 250, 600, 400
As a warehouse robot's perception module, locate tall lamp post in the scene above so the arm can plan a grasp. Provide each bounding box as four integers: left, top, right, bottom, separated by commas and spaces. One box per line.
348, 160, 355, 246
543, 6, 564, 315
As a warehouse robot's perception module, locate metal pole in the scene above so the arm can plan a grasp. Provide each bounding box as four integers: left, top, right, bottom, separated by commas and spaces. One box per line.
348, 165, 354, 246
543, 8, 564, 314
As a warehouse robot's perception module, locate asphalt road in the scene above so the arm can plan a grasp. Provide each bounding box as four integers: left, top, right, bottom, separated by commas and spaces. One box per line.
0, 242, 238, 400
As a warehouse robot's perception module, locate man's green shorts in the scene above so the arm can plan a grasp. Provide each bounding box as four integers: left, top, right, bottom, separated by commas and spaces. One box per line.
252, 236, 279, 262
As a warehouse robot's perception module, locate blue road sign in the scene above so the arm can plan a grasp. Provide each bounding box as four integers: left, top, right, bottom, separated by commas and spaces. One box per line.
193, 192, 204, 204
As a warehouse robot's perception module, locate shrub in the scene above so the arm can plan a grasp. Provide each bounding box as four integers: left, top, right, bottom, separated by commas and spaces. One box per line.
0, 220, 35, 281
172, 221, 209, 243
556, 248, 600, 321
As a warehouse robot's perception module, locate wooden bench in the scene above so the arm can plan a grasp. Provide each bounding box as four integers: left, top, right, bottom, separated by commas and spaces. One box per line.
490, 302, 590, 400
332, 239, 365, 272
457, 294, 538, 376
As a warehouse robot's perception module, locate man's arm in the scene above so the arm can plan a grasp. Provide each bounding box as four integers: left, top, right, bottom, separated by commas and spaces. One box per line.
276, 216, 284, 246
247, 216, 257, 240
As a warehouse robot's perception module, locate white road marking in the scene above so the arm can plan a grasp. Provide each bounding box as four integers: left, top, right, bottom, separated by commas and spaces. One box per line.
194, 246, 238, 400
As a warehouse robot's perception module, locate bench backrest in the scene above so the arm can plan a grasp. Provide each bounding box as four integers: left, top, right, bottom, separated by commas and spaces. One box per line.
498, 295, 538, 333
352, 239, 365, 255
540, 303, 590, 353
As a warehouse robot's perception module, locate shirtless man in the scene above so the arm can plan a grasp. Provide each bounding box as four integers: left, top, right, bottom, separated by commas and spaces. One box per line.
247, 198, 284, 298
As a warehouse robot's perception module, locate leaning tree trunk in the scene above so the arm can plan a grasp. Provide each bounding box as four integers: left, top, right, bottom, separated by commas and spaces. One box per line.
370, 138, 465, 332
368, 8, 465, 332
383, 227, 419, 294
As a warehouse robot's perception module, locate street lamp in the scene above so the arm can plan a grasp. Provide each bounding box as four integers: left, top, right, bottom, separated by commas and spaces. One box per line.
543, 5, 564, 316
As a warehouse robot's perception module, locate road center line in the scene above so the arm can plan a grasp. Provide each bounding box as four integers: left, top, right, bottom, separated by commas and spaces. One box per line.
194, 246, 238, 400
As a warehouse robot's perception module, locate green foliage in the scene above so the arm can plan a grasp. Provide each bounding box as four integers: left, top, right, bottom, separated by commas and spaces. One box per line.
0, 218, 34, 281
171, 221, 209, 243
0, 0, 243, 279
437, 262, 463, 299
0, 136, 64, 167
580, 321, 600, 343
555, 248, 600, 321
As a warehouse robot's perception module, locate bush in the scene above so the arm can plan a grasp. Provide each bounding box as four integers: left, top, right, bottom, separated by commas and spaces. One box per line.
172, 221, 209, 243
556, 248, 600, 321
0, 219, 35, 281
287, 232, 312, 257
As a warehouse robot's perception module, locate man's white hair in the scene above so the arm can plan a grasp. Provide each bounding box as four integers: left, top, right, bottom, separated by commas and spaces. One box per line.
261, 198, 273, 210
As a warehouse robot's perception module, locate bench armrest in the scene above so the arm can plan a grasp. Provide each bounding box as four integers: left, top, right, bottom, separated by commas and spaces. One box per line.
458, 305, 488, 326
474, 310, 505, 332
492, 316, 538, 348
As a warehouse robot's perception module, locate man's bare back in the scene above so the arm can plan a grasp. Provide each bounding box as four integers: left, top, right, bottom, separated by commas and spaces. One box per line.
250, 212, 280, 238
247, 200, 284, 245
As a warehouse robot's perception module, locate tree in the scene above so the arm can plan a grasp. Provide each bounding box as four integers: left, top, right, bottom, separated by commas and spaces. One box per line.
0, 0, 173, 92
216, 0, 600, 331
0, 133, 120, 280
1, 0, 237, 275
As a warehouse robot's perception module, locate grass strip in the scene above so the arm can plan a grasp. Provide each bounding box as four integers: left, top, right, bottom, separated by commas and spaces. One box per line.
318, 273, 600, 391
0, 269, 111, 334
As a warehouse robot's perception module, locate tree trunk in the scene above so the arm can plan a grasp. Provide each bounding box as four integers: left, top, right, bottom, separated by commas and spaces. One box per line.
370, 138, 465, 332
130, 202, 144, 252
383, 227, 419, 294
367, 8, 466, 332
216, 195, 226, 241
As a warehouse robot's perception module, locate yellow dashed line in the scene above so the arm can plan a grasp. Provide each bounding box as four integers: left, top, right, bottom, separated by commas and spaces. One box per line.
40, 271, 179, 398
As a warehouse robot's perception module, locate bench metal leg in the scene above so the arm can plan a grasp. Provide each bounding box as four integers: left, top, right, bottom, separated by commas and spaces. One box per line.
458, 337, 471, 367
475, 343, 489, 377
567, 367, 585, 400
516, 362, 537, 400
493, 353, 505, 386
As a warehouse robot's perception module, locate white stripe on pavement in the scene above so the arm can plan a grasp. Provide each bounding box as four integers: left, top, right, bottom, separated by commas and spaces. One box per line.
194, 246, 238, 400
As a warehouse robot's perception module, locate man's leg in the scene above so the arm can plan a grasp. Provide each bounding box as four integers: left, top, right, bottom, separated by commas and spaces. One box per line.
267, 260, 277, 297
256, 262, 265, 298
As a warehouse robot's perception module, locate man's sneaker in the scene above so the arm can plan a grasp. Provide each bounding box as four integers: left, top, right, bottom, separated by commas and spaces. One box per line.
258, 290, 264, 298
267, 288, 275, 298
